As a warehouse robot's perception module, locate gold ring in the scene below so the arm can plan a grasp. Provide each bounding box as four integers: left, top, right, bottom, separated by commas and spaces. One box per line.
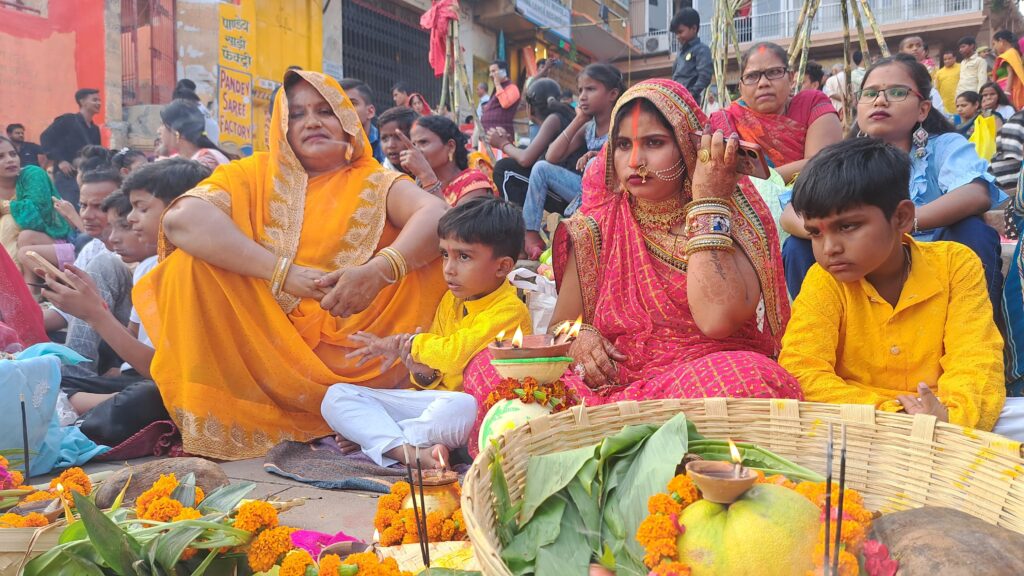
698, 149, 712, 164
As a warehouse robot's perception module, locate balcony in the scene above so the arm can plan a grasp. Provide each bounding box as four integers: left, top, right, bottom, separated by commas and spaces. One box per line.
476, 0, 573, 42
572, 0, 637, 60
630, 0, 983, 59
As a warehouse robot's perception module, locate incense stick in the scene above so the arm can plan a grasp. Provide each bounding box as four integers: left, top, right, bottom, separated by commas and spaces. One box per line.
20, 394, 30, 480
403, 445, 428, 566
832, 424, 848, 576
823, 423, 833, 576
415, 451, 431, 567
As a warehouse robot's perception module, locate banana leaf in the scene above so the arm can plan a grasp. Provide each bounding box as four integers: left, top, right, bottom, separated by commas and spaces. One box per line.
519, 445, 593, 524
501, 496, 567, 575
687, 440, 824, 482
196, 481, 255, 514
72, 491, 144, 576
534, 498, 589, 576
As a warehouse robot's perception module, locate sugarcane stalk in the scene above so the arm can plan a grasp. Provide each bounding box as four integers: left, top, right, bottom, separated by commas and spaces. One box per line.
788, 0, 813, 66
795, 0, 822, 91
848, 0, 870, 60
857, 0, 890, 57
840, 0, 854, 131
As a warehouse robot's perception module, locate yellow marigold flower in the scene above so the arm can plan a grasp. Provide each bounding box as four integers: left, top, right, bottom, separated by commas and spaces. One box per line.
0, 455, 8, 468
651, 561, 692, 575
279, 549, 314, 576
9, 470, 23, 488
440, 518, 456, 541
374, 508, 397, 533
795, 481, 826, 506
426, 510, 445, 541
233, 500, 279, 533
808, 550, 858, 576
380, 524, 405, 547
648, 493, 683, 516
452, 508, 465, 532
22, 490, 57, 503
401, 532, 418, 545
135, 473, 179, 516
637, 514, 678, 547
401, 509, 419, 536
50, 467, 92, 496
318, 553, 344, 576
247, 526, 295, 573
172, 507, 203, 522
378, 493, 403, 513
140, 496, 183, 522
390, 481, 411, 500
0, 512, 48, 528
818, 519, 867, 555
194, 486, 205, 504
668, 475, 700, 506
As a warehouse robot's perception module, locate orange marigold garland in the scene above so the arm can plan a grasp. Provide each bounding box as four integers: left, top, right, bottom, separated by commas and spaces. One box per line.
247, 526, 296, 572
318, 553, 344, 576
279, 549, 315, 576
342, 551, 414, 576
483, 377, 579, 414
233, 500, 280, 533
0, 512, 49, 528
49, 467, 92, 497
139, 496, 183, 522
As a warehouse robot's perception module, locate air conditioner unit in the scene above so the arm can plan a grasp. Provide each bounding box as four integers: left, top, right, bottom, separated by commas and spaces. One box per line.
645, 35, 671, 54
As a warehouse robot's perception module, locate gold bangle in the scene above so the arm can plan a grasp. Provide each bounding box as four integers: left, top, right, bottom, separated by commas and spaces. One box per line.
685, 238, 734, 254
686, 234, 734, 250
376, 252, 400, 284
377, 247, 408, 281
270, 256, 291, 296
685, 198, 732, 211
579, 323, 601, 337
786, 171, 800, 187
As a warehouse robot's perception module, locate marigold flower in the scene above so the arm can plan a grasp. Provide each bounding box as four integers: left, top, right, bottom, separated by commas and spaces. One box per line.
50, 467, 92, 496
140, 496, 183, 522
172, 507, 203, 522
374, 508, 398, 533
390, 481, 411, 500
440, 518, 456, 541
807, 550, 858, 576
194, 486, 205, 504
0, 512, 48, 528
401, 508, 419, 536
667, 475, 700, 506
426, 510, 445, 541
452, 508, 465, 532
318, 553, 344, 576
247, 526, 296, 572
378, 493, 403, 513
135, 473, 179, 515
22, 490, 57, 503
279, 549, 315, 576
648, 493, 684, 516
637, 513, 678, 545
0, 455, 8, 468
343, 552, 412, 576
817, 519, 867, 555
651, 561, 692, 576
381, 524, 406, 547
233, 500, 279, 533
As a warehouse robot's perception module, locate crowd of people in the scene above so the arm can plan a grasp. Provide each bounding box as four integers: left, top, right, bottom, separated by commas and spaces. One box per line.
4, 18, 1024, 468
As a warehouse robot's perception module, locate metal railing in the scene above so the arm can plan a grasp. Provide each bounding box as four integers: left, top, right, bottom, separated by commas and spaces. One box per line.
631, 0, 982, 55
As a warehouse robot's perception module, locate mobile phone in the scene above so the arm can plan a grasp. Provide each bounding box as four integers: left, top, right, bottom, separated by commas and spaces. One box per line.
688, 131, 770, 180
24, 250, 73, 287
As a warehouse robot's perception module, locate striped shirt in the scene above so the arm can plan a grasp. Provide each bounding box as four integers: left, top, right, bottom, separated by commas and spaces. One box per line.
991, 109, 1024, 194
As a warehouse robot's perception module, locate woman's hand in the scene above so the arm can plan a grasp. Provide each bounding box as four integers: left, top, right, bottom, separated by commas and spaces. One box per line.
52, 197, 85, 232
394, 130, 435, 181
282, 264, 330, 301
897, 383, 950, 422
691, 129, 741, 200
573, 104, 593, 123
57, 161, 74, 177
569, 329, 627, 389
38, 264, 107, 324
576, 150, 599, 172
486, 127, 514, 150
317, 259, 390, 318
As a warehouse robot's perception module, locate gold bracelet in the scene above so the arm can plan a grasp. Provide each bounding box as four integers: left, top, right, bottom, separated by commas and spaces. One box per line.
685, 235, 734, 256
579, 323, 601, 337
270, 256, 291, 296
377, 247, 408, 281
375, 252, 400, 284
685, 198, 732, 211
786, 171, 800, 187
686, 204, 732, 218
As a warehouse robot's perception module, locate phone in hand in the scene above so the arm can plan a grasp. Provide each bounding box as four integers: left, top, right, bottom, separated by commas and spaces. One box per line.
24, 250, 74, 288
688, 131, 770, 180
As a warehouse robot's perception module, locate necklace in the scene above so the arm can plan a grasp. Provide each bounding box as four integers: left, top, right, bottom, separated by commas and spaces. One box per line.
631, 195, 687, 229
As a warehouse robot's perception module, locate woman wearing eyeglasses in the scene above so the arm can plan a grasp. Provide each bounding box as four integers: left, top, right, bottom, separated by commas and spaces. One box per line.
781, 54, 1005, 312
724, 42, 842, 186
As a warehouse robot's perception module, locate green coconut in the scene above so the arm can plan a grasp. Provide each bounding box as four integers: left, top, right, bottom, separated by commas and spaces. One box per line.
478, 399, 550, 448
678, 483, 820, 576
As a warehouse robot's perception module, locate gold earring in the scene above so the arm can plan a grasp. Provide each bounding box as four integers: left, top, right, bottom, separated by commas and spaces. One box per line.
449, 150, 455, 163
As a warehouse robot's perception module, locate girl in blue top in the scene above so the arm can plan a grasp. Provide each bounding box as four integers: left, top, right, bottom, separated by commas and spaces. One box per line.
781, 54, 1005, 311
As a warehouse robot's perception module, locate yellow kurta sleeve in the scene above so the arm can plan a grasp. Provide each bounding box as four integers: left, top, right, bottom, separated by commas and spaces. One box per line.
936, 247, 1006, 430
411, 284, 532, 391
779, 266, 891, 407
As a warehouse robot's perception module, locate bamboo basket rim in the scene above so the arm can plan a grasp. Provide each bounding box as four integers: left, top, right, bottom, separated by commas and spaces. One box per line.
0, 519, 65, 576
461, 398, 1024, 576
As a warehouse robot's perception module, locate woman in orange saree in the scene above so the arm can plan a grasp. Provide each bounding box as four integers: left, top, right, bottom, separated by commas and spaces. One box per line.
463, 79, 800, 454
993, 30, 1024, 111
134, 71, 448, 460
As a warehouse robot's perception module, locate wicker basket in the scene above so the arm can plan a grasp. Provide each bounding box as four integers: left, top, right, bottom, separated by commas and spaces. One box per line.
461, 398, 1024, 576
0, 522, 65, 576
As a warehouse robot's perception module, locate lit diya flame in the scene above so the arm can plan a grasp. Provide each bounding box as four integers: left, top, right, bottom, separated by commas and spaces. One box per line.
568, 315, 583, 339
728, 439, 744, 479
55, 483, 75, 524
511, 326, 524, 349
553, 315, 584, 345
495, 330, 506, 347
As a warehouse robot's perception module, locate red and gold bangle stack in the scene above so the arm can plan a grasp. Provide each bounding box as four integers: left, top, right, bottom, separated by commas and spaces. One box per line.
684, 198, 734, 256
270, 256, 291, 297
376, 247, 408, 284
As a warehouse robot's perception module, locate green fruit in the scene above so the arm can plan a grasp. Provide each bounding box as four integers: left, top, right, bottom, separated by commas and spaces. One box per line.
678, 484, 820, 576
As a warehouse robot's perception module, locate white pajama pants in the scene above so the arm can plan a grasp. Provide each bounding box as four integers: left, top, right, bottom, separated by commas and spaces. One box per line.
321, 384, 478, 467
993, 397, 1024, 441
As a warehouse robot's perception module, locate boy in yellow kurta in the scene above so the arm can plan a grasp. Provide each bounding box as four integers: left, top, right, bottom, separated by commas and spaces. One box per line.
322, 198, 531, 467
779, 138, 1008, 432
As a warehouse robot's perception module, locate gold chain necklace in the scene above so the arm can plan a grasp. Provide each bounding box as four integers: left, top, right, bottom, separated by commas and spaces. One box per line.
630, 194, 687, 230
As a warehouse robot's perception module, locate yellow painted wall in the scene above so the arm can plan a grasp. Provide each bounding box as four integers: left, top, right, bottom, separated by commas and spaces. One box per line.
250, 0, 324, 151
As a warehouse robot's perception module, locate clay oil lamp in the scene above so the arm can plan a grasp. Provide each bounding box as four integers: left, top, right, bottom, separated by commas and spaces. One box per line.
685, 439, 757, 504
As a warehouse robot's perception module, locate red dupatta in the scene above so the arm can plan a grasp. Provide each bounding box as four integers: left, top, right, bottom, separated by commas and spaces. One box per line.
0, 247, 46, 350
443, 168, 497, 206
554, 79, 789, 359
724, 99, 807, 168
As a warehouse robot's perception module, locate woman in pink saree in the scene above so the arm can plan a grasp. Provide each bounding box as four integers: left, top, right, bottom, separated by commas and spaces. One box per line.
464, 80, 799, 450
0, 246, 46, 351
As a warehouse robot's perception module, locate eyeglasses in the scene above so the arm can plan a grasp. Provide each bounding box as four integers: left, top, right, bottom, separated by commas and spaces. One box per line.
740, 66, 789, 86
856, 86, 923, 102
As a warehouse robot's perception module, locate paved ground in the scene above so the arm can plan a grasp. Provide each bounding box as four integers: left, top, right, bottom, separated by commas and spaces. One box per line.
40, 457, 381, 542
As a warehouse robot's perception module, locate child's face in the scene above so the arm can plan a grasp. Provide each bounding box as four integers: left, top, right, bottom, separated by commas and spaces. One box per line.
126, 189, 167, 252
105, 209, 151, 263
439, 236, 513, 300
380, 122, 408, 170
802, 202, 913, 284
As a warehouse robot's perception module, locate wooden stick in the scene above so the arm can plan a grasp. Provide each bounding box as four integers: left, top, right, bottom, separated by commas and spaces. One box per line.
824, 423, 833, 576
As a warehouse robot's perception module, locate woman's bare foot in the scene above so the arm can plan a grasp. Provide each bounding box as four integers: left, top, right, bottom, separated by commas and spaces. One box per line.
524, 231, 545, 261
387, 443, 450, 469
